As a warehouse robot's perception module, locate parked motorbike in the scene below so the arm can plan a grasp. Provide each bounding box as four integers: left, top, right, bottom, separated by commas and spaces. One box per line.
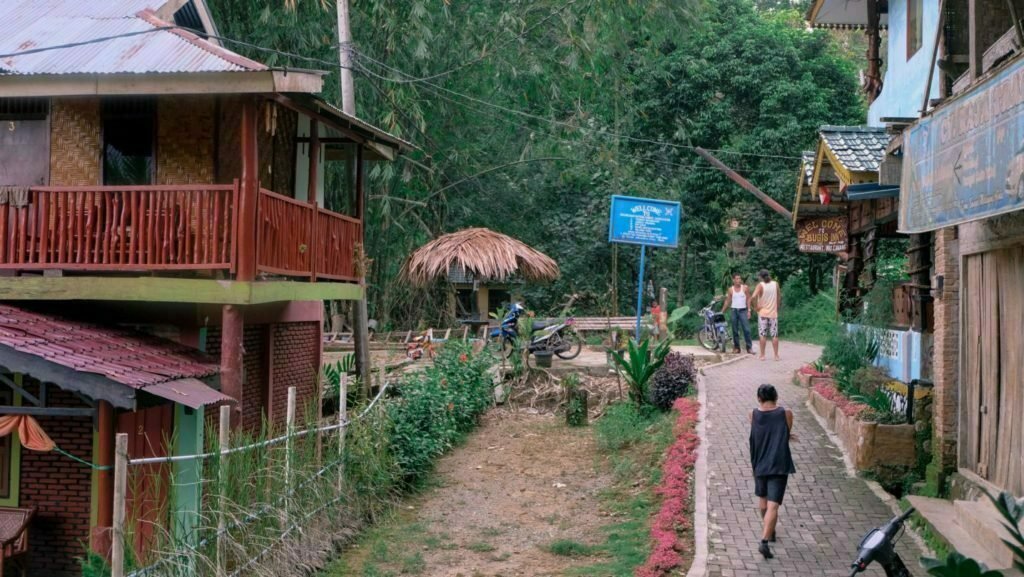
849, 508, 916, 577
697, 298, 729, 352
491, 303, 583, 361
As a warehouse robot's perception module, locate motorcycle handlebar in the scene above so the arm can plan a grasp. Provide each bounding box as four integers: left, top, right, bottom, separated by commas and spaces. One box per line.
896, 507, 916, 524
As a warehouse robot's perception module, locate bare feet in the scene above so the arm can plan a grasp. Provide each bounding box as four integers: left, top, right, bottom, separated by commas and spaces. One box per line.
774, 356, 781, 361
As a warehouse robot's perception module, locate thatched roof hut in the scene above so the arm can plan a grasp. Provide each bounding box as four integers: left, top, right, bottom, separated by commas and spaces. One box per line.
402, 228, 560, 287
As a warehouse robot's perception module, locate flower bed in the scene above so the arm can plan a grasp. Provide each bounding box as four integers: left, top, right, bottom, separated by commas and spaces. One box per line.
637, 396, 700, 577
793, 364, 832, 387
808, 382, 915, 472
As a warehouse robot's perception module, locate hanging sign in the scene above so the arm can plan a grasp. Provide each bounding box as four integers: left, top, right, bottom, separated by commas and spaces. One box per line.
608, 195, 681, 248
901, 56, 1024, 233
796, 215, 848, 253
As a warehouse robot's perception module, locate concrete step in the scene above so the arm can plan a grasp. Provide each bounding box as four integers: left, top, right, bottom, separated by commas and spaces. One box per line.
907, 495, 1013, 571
954, 498, 1019, 569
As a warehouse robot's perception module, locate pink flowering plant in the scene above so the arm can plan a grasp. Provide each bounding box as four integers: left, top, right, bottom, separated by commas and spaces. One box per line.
636, 396, 700, 577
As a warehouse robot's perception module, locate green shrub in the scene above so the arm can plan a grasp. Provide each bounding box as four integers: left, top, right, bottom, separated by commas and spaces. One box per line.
780, 291, 837, 345
563, 374, 588, 427
821, 329, 879, 376
388, 343, 495, 484
610, 339, 672, 409
648, 352, 695, 411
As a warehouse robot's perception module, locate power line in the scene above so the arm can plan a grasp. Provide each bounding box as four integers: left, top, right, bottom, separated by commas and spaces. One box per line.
0, 20, 805, 165
416, 77, 795, 177
0, 27, 174, 59
351, 48, 806, 162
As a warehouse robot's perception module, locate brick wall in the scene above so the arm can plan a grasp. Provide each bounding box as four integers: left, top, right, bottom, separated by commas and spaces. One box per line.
20, 388, 94, 577
269, 322, 321, 429
205, 325, 268, 432
49, 98, 101, 186
931, 227, 960, 474
156, 96, 215, 185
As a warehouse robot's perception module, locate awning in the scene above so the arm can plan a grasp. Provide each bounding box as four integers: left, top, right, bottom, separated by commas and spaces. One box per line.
846, 182, 900, 201
144, 378, 230, 410
0, 305, 230, 410
807, 0, 888, 29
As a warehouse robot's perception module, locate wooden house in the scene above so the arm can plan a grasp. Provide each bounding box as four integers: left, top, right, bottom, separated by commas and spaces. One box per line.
807, 0, 1024, 570
0, 1, 407, 574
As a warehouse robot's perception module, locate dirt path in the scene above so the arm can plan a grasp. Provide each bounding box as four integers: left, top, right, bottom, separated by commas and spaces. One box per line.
332, 409, 614, 577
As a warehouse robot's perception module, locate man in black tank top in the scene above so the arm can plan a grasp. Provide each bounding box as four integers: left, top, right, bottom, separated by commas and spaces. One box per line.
749, 384, 796, 560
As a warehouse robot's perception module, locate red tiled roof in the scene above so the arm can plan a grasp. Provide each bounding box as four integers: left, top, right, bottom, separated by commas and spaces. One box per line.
0, 304, 219, 389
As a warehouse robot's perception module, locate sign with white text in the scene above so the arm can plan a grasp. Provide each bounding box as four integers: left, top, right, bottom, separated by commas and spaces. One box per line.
901, 55, 1024, 233
608, 195, 681, 248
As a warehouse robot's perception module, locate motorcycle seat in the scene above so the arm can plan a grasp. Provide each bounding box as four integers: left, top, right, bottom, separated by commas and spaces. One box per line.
530, 321, 552, 333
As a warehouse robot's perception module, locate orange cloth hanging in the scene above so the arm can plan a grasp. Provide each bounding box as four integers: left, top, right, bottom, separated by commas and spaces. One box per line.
0, 414, 56, 451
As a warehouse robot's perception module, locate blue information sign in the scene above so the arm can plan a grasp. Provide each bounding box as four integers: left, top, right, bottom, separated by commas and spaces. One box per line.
608, 195, 681, 248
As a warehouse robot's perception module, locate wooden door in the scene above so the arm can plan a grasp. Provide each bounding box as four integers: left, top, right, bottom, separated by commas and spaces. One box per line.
117, 404, 174, 561
961, 245, 1024, 495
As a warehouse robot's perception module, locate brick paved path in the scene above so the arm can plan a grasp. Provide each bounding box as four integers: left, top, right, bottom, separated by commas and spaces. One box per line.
700, 342, 926, 576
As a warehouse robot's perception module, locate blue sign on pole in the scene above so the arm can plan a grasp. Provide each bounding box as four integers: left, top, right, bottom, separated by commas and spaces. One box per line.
608, 195, 682, 337
608, 195, 681, 248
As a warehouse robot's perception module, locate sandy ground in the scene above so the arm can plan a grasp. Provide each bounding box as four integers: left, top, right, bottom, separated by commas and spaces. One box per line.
339, 409, 615, 577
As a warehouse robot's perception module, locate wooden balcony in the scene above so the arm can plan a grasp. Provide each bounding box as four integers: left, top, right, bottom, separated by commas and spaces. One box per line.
0, 183, 360, 282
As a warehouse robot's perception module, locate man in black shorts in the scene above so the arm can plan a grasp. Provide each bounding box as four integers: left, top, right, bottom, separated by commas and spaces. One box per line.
749, 384, 796, 559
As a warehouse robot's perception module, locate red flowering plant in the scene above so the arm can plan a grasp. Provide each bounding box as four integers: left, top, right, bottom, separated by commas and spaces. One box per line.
812, 381, 867, 417
636, 397, 700, 577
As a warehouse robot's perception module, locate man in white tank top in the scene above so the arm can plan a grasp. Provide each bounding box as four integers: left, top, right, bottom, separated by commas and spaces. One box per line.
751, 269, 782, 361
721, 274, 753, 354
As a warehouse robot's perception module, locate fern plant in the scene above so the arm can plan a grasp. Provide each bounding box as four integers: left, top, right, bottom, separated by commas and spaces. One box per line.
610, 338, 672, 408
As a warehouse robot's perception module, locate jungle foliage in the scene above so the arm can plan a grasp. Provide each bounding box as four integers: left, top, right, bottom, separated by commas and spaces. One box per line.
209, 0, 865, 328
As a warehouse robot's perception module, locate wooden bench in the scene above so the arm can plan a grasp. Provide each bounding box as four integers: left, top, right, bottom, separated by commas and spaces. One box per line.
572, 317, 638, 335
0, 507, 33, 577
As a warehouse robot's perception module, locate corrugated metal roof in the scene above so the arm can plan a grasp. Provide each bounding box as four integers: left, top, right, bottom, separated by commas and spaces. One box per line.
0, 305, 228, 407
0, 0, 265, 76
819, 125, 890, 174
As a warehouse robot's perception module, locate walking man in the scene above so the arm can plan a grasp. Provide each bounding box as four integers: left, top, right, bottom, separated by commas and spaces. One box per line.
750, 269, 781, 361
721, 274, 753, 354
749, 384, 796, 560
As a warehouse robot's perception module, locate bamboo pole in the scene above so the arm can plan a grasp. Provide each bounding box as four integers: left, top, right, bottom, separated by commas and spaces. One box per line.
216, 405, 230, 577
111, 433, 128, 577
692, 147, 793, 221
338, 373, 348, 492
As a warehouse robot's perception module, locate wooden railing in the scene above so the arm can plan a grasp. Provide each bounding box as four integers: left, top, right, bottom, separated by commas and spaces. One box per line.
256, 188, 314, 278
256, 188, 361, 280
2, 185, 237, 270
315, 209, 360, 281
0, 184, 361, 282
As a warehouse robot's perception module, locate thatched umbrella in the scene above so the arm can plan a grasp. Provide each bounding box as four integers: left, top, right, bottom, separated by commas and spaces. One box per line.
402, 228, 560, 286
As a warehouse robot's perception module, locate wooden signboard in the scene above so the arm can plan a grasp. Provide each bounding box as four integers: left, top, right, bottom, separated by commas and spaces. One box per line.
797, 215, 847, 253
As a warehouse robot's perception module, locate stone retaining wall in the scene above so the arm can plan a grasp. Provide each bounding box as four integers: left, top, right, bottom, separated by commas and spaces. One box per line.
807, 388, 917, 472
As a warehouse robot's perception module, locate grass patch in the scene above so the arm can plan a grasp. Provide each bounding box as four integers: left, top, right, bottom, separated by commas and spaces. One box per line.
545, 539, 602, 557
466, 541, 496, 553
570, 402, 677, 575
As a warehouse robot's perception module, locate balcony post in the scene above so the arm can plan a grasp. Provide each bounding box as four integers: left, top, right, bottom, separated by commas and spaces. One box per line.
352, 145, 371, 394
221, 304, 244, 429
308, 119, 319, 280
237, 97, 259, 282
91, 400, 115, 557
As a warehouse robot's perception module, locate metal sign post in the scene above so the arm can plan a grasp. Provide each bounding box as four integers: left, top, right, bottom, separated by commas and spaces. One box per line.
608, 195, 681, 340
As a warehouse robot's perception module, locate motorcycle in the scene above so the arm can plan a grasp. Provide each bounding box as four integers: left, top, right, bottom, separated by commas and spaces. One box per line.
849, 507, 916, 577
697, 298, 729, 352
491, 303, 583, 362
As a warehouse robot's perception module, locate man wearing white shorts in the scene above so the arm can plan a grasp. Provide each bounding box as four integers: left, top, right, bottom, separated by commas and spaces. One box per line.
751, 269, 781, 361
